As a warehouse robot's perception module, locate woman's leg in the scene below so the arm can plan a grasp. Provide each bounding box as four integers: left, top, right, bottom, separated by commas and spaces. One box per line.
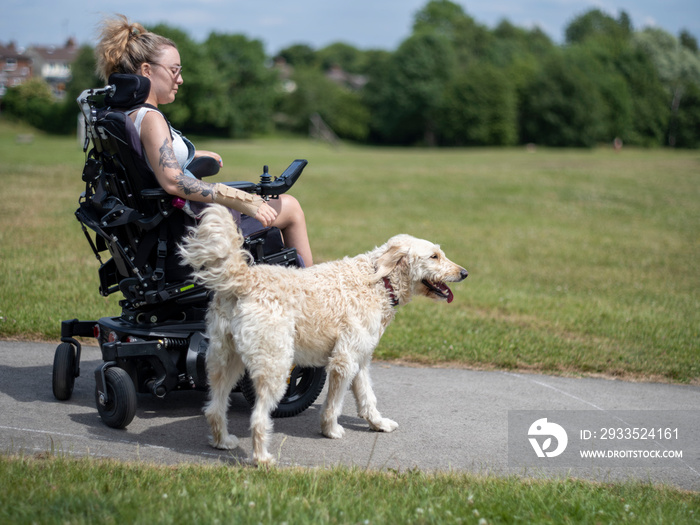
269, 194, 313, 266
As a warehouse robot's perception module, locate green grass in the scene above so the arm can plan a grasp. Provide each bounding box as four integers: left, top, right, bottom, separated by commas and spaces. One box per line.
1, 454, 698, 524
1, 120, 699, 520
1, 119, 699, 382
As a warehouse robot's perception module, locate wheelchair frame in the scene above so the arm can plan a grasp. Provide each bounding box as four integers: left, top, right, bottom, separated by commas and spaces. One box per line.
53, 75, 325, 429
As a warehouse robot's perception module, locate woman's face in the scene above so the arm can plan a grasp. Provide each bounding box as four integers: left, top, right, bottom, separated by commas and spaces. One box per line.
143, 45, 183, 105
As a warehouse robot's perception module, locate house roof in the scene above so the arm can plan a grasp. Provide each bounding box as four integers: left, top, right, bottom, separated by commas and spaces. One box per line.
0, 42, 31, 61
27, 38, 79, 63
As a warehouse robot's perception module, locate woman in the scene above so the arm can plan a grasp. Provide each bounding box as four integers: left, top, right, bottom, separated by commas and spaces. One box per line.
94, 15, 313, 265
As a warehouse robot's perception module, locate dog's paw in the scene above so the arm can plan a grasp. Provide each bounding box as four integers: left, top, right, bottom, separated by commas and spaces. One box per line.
254, 452, 275, 466
370, 418, 399, 433
210, 434, 239, 450
322, 424, 346, 439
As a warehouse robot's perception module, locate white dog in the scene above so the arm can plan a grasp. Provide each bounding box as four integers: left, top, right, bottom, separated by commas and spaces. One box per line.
179, 204, 468, 465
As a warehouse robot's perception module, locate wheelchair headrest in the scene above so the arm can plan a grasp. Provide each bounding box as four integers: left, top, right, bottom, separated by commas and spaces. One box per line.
105, 74, 151, 108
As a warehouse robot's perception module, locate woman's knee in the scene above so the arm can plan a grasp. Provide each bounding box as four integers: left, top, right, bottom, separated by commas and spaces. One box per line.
283, 194, 303, 214
275, 194, 306, 226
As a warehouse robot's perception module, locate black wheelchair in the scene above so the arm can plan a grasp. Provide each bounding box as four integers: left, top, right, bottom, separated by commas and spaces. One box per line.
52, 74, 326, 429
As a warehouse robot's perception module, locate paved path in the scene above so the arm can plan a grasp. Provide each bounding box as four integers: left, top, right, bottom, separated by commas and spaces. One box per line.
1, 341, 698, 490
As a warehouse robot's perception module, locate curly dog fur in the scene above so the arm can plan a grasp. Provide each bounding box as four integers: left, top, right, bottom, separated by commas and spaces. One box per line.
179, 204, 468, 464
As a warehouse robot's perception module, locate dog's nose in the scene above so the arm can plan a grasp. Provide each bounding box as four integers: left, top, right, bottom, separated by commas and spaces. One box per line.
460, 268, 468, 280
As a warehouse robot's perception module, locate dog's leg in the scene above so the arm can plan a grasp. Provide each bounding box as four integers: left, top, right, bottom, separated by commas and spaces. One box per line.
321, 350, 358, 439
352, 366, 398, 433
248, 353, 293, 465
321, 369, 352, 439
205, 339, 245, 451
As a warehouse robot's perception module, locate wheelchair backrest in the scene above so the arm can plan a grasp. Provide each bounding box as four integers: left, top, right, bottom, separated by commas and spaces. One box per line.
76, 74, 195, 306
79, 74, 164, 213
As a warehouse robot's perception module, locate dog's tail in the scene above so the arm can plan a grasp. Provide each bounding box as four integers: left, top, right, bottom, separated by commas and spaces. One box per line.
179, 204, 252, 296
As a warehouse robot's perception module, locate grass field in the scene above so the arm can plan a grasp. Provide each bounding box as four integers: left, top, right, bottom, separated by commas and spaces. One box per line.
1, 119, 699, 521
1, 455, 698, 524
1, 119, 698, 383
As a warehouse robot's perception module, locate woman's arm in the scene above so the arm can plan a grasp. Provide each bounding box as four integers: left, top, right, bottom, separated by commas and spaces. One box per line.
139, 111, 209, 199
139, 111, 277, 225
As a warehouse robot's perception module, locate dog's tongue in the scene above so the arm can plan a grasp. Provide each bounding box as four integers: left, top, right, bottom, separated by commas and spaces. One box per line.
435, 281, 454, 303
425, 279, 455, 303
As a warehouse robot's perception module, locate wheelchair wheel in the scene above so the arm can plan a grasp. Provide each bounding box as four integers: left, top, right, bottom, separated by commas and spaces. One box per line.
52, 342, 76, 401
240, 366, 327, 418
95, 367, 137, 429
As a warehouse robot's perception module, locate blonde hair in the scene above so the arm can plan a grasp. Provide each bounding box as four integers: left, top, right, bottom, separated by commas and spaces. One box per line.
95, 14, 176, 82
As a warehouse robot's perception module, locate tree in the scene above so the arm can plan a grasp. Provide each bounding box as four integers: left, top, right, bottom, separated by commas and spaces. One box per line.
561, 10, 672, 146
413, 0, 492, 67
413, 0, 468, 34
562, 40, 635, 144
490, 20, 555, 67
317, 42, 366, 73
2, 77, 53, 119
634, 28, 700, 146
679, 30, 698, 53
565, 8, 632, 45
520, 50, 606, 147
364, 32, 456, 145
276, 67, 369, 141
63, 44, 101, 103
277, 44, 317, 69
1, 77, 70, 133
437, 62, 517, 146
612, 44, 670, 146
203, 33, 277, 137
673, 80, 700, 148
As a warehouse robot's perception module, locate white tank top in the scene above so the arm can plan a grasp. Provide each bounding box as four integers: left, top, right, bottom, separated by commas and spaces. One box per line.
129, 107, 190, 169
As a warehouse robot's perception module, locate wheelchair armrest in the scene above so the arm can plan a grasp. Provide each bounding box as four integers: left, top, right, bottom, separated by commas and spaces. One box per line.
140, 157, 305, 202
141, 188, 169, 199
141, 183, 257, 201
187, 156, 220, 179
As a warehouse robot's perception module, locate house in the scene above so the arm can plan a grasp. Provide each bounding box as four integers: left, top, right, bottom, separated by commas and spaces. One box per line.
325, 64, 367, 91
0, 42, 33, 97
271, 57, 368, 93
26, 38, 79, 99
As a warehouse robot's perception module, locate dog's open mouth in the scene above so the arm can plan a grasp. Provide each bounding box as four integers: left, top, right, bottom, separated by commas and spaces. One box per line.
422, 279, 454, 303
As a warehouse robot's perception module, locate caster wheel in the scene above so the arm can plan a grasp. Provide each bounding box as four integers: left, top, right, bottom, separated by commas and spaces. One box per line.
52, 342, 76, 401
95, 367, 137, 429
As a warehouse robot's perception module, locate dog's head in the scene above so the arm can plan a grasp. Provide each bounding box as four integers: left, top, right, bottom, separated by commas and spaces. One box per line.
373, 234, 468, 305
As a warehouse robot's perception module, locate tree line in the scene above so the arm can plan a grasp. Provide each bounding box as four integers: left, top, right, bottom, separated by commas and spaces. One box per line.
3, 0, 700, 148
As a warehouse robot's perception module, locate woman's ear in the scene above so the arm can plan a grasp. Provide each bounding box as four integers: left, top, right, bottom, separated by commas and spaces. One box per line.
139, 62, 152, 77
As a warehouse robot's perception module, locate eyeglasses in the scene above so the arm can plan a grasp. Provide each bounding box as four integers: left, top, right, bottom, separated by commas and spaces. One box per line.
151, 63, 183, 78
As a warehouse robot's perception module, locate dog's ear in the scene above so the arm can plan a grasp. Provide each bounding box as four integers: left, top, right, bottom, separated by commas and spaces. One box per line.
373, 243, 408, 281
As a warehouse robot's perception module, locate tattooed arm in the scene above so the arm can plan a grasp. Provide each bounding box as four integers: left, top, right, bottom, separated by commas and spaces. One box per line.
139, 110, 277, 225
156, 137, 217, 199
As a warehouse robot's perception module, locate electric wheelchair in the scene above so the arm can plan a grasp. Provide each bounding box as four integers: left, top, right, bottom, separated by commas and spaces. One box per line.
52, 74, 326, 429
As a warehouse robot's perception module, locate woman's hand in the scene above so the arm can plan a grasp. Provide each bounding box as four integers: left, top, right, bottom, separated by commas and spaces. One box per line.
195, 149, 277, 227
254, 201, 278, 227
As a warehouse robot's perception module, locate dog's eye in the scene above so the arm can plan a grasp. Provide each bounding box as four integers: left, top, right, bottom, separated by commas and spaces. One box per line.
430, 254, 439, 259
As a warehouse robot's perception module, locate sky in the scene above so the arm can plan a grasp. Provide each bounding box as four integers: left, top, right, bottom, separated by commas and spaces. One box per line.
3, 0, 699, 55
